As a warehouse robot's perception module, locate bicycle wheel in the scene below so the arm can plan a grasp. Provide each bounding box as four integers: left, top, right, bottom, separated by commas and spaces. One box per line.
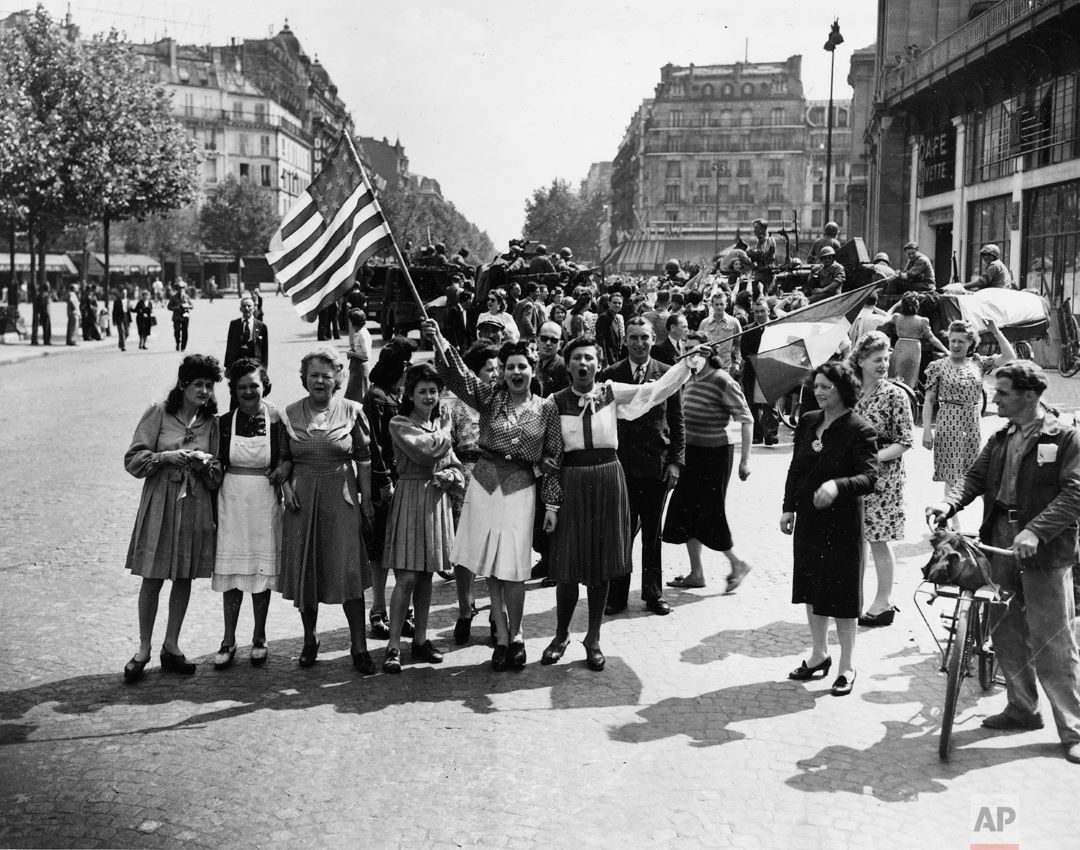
1059, 301, 1080, 377
973, 602, 996, 691
1014, 340, 1034, 360
940, 592, 973, 761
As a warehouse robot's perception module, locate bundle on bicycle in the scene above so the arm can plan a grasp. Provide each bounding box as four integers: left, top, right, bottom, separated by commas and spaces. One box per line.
925, 359, 1080, 766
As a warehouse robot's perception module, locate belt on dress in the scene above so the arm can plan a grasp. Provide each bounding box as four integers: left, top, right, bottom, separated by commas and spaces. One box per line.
562, 448, 617, 467
480, 449, 532, 470
938, 399, 966, 406
225, 467, 268, 477
457, 449, 482, 463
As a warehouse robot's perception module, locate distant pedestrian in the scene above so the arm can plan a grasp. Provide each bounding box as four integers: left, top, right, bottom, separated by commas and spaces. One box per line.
134, 290, 154, 349
112, 287, 132, 351
122, 354, 224, 682
32, 283, 52, 346
167, 285, 193, 351
224, 295, 269, 370
65, 284, 79, 346
211, 359, 287, 671
344, 308, 372, 403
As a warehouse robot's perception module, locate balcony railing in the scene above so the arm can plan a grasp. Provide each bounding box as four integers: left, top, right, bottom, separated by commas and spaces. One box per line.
880, 0, 1053, 100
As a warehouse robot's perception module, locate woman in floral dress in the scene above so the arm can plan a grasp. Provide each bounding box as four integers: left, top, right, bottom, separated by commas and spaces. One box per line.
922, 319, 1015, 528
850, 332, 913, 627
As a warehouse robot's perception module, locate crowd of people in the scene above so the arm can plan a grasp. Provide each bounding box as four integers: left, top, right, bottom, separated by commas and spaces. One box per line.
115, 234, 1080, 765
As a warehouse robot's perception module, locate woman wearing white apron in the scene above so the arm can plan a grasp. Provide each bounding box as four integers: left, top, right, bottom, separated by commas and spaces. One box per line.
212, 358, 287, 669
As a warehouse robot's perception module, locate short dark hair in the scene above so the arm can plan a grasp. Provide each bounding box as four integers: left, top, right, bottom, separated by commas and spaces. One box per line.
227, 357, 271, 397
563, 335, 598, 360
994, 360, 1047, 395
463, 342, 499, 374
522, 281, 539, 298
498, 339, 537, 368
399, 363, 443, 417
812, 360, 860, 409
165, 354, 223, 414
899, 292, 920, 316
665, 313, 685, 331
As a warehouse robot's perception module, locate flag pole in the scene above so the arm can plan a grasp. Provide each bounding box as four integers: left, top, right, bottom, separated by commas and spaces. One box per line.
342, 133, 428, 322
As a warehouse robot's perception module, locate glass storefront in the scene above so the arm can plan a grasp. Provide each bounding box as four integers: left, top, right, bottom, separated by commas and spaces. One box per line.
1024, 178, 1080, 306
966, 195, 1011, 280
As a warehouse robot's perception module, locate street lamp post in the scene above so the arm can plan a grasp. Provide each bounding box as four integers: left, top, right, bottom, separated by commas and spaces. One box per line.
823, 19, 844, 226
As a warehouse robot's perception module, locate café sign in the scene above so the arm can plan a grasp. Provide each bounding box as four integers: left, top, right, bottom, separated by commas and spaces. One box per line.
919, 124, 956, 196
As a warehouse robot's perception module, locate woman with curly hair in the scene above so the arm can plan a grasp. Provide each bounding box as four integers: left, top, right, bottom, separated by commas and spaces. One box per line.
211, 358, 288, 670
278, 347, 377, 675
880, 291, 946, 390
122, 354, 223, 682
475, 288, 519, 343
849, 332, 914, 627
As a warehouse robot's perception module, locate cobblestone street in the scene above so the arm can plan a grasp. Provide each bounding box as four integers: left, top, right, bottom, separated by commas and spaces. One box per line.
1, 294, 1077, 849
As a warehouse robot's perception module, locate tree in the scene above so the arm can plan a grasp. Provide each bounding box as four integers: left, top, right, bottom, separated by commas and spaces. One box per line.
522, 179, 605, 263
0, 6, 200, 303
378, 180, 495, 261
198, 175, 280, 255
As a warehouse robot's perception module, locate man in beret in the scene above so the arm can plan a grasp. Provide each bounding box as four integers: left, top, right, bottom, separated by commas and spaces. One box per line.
895, 241, 936, 292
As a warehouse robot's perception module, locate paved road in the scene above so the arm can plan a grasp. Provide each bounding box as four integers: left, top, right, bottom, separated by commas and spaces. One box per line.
0, 293, 1075, 849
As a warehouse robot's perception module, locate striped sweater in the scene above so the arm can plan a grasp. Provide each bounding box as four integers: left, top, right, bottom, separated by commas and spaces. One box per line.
682, 368, 753, 447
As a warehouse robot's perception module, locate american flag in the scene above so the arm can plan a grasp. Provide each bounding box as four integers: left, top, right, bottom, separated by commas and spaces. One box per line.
267, 136, 393, 321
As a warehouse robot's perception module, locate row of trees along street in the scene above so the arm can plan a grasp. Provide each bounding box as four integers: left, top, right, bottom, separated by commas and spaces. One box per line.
522, 179, 607, 263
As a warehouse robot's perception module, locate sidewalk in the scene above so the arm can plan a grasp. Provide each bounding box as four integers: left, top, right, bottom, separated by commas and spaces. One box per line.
0, 301, 117, 365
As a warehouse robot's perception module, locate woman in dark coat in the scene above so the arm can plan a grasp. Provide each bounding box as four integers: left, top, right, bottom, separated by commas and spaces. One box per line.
781, 361, 878, 697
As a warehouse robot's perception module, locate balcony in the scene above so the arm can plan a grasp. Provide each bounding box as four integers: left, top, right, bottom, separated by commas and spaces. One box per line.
880, 0, 1080, 105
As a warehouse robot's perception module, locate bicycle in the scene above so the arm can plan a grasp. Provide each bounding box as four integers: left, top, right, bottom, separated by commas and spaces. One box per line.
916, 533, 1012, 761
1058, 298, 1080, 377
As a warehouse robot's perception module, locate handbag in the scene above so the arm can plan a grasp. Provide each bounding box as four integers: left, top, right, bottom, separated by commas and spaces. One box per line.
151, 315, 158, 326
922, 529, 997, 592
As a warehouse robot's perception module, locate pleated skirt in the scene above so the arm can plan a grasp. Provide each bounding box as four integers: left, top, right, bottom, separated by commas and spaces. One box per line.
384, 477, 456, 573
548, 460, 631, 586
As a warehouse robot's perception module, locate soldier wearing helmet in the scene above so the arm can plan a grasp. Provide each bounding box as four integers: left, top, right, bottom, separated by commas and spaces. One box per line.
747, 218, 777, 295
965, 244, 1014, 291
809, 222, 841, 261
661, 258, 689, 286
528, 244, 556, 275
555, 246, 578, 274
807, 245, 846, 302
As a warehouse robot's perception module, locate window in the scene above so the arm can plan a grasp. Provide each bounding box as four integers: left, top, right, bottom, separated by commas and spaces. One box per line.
737, 184, 752, 203
836, 109, 848, 128
737, 160, 751, 177
233, 102, 244, 120
701, 110, 711, 127
203, 159, 216, 183
1024, 177, 1080, 303
768, 208, 782, 222
770, 107, 785, 126
698, 208, 709, 222
740, 109, 753, 126
768, 160, 783, 178
238, 134, 248, 155
966, 98, 1018, 185
254, 103, 266, 123
182, 93, 194, 116
668, 136, 682, 153
835, 210, 844, 228
261, 165, 271, 187
767, 185, 784, 203
1019, 72, 1080, 170
696, 161, 712, 178
670, 110, 683, 128
773, 75, 787, 94
667, 210, 679, 222
833, 159, 848, 179
967, 195, 1011, 278
260, 135, 270, 156
719, 109, 733, 127
834, 183, 847, 202
239, 163, 250, 181
741, 82, 754, 96
665, 184, 681, 204
721, 83, 734, 97
694, 184, 712, 204
812, 184, 823, 202
665, 161, 681, 179
812, 209, 823, 228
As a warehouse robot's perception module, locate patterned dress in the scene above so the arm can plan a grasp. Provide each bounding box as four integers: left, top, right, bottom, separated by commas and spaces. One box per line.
854, 381, 913, 541
925, 355, 995, 482
278, 397, 371, 607
447, 395, 480, 525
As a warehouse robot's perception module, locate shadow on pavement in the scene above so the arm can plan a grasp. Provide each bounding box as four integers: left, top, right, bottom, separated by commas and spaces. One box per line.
609, 680, 821, 747
0, 628, 643, 746
680, 620, 813, 665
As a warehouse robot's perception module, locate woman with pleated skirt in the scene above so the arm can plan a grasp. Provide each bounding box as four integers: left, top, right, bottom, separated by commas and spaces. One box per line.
381, 363, 464, 674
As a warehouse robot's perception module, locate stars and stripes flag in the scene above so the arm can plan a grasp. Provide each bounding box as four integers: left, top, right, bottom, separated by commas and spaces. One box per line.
747, 282, 879, 402
267, 135, 394, 322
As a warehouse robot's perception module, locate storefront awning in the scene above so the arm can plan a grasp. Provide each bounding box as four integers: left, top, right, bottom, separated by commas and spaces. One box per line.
0, 253, 78, 274
91, 253, 162, 274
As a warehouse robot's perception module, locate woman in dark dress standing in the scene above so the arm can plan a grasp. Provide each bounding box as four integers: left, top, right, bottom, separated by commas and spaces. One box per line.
781, 361, 878, 697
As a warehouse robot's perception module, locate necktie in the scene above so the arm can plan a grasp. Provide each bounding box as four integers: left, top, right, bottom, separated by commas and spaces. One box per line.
244, 320, 251, 342
634, 364, 645, 384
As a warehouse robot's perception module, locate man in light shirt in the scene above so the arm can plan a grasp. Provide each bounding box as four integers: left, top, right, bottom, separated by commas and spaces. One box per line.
697, 290, 742, 375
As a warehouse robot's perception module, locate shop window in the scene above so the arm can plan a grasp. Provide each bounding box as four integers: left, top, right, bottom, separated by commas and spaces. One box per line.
1023, 178, 1080, 304
966, 195, 1011, 279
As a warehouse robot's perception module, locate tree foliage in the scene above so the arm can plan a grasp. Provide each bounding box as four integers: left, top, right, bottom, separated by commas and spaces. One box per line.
198, 175, 279, 255
522, 179, 606, 263
0, 6, 199, 297
378, 181, 494, 261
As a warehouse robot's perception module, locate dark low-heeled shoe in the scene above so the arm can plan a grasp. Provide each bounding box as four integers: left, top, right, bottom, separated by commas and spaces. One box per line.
583, 643, 606, 672
383, 647, 402, 674
491, 645, 509, 671
508, 641, 527, 670
159, 648, 196, 675
788, 656, 832, 681
123, 654, 150, 683
369, 612, 390, 640
402, 609, 416, 639
540, 638, 570, 665
453, 615, 474, 646
352, 650, 376, 676
298, 639, 320, 668
858, 606, 898, 628
411, 640, 444, 664
213, 643, 237, 671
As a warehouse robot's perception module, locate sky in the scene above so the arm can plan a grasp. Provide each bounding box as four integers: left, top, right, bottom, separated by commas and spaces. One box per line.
14, 1, 878, 248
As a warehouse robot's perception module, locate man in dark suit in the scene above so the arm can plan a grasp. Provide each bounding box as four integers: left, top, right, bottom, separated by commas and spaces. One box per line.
112, 287, 132, 351
651, 313, 688, 365
599, 316, 685, 616
224, 295, 269, 370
